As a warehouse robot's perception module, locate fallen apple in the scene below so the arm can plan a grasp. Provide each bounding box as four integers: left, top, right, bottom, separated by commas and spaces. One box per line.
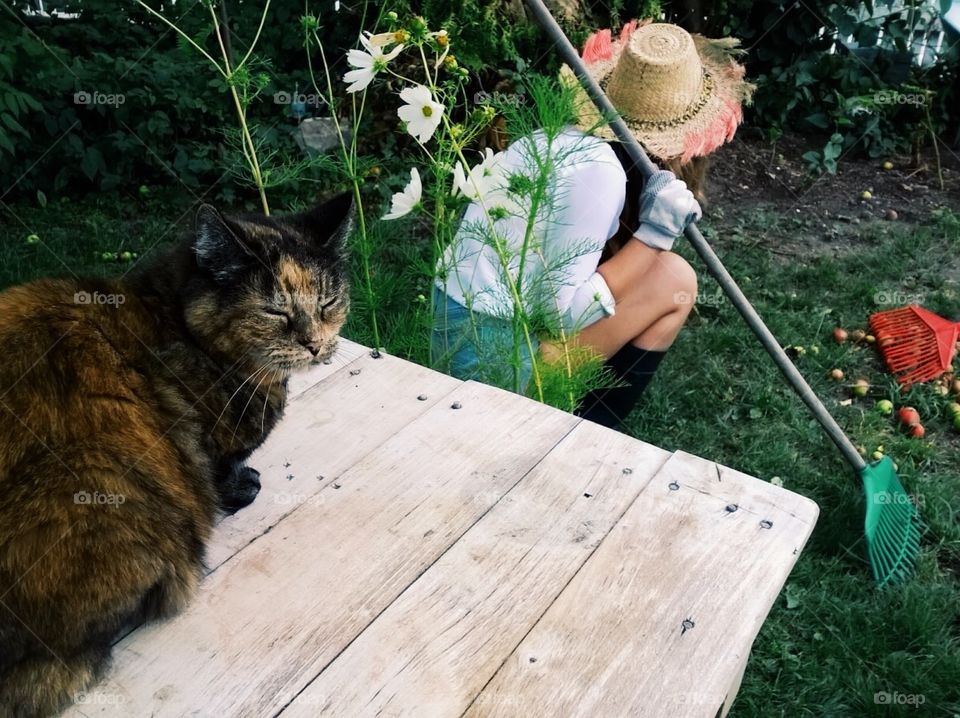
882, 161, 894, 170
833, 327, 848, 343
830, 368, 845, 381
871, 450, 884, 461
876, 399, 893, 415
947, 402, 960, 416
851, 329, 867, 342
952, 379, 960, 395
897, 406, 920, 426
852, 378, 870, 397
865, 334, 876, 344
909, 424, 925, 438
861, 190, 873, 200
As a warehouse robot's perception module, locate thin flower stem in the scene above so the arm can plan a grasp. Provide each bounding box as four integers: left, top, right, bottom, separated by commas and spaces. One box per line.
208, 3, 269, 214
307, 25, 381, 349
134, 0, 226, 77
237, 0, 272, 70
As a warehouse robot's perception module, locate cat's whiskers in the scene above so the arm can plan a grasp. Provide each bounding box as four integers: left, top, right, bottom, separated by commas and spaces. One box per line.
260, 368, 281, 436
209, 362, 272, 438
230, 362, 277, 444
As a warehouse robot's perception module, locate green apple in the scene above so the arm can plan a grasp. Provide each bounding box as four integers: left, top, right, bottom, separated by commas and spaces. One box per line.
876, 399, 893, 415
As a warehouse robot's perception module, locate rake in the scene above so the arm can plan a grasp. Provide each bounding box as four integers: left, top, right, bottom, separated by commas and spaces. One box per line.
869, 304, 960, 388
524, 0, 922, 586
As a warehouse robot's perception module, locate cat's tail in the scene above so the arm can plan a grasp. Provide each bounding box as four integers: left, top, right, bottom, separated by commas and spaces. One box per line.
0, 645, 110, 718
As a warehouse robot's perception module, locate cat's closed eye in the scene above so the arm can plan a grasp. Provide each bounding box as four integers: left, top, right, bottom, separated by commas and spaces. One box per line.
263, 308, 291, 327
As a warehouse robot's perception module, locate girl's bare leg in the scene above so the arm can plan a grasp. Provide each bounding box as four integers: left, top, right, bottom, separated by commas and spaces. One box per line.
542, 241, 697, 362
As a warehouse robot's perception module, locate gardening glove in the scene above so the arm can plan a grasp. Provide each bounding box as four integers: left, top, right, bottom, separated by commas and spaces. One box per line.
633, 170, 702, 252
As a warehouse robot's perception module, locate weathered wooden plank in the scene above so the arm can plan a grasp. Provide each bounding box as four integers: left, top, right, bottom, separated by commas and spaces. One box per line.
204, 349, 462, 571
286, 337, 367, 399
465, 450, 818, 718
67, 381, 579, 717
282, 420, 671, 717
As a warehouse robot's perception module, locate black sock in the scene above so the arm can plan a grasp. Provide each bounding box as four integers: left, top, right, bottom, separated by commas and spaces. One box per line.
576, 345, 667, 429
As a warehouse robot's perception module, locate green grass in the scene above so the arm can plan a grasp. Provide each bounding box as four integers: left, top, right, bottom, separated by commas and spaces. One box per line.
2, 193, 958, 716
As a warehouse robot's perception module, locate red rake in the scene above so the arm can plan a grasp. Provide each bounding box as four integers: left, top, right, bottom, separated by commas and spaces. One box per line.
869, 305, 960, 387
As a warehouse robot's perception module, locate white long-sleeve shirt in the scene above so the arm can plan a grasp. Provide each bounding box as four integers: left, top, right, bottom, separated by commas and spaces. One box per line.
436, 126, 626, 332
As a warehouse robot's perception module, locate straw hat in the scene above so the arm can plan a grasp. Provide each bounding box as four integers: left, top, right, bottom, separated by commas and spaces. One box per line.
561, 21, 755, 163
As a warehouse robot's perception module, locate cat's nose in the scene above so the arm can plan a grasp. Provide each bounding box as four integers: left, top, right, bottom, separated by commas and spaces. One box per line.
298, 338, 321, 356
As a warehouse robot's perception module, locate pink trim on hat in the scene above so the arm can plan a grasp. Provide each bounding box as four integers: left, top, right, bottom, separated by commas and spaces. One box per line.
582, 29, 613, 63
680, 98, 743, 163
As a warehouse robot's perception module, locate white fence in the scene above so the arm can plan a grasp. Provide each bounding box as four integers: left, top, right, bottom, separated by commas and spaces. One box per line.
830, 1, 953, 66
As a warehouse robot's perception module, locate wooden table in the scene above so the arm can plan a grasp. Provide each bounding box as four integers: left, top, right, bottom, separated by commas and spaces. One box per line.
66, 339, 818, 718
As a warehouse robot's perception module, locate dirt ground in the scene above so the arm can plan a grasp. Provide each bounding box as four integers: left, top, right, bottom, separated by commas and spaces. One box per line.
704, 129, 960, 257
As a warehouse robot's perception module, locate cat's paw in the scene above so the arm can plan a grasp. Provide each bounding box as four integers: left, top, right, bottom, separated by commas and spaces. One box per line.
219, 466, 262, 514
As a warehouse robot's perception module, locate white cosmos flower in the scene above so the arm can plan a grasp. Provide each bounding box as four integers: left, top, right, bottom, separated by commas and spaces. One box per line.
397, 84, 444, 144
452, 148, 513, 211
344, 34, 403, 94
383, 167, 422, 220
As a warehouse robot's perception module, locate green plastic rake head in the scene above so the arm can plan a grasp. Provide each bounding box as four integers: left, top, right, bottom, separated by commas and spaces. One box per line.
862, 457, 922, 586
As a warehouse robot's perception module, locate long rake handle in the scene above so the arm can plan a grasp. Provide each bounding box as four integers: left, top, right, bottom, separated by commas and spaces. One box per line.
524, 0, 867, 473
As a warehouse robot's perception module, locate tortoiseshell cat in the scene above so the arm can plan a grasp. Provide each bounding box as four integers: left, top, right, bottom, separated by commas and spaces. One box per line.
0, 193, 352, 717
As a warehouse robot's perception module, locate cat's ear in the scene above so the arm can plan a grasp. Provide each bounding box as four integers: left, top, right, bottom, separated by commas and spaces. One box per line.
296, 192, 355, 254
194, 204, 260, 282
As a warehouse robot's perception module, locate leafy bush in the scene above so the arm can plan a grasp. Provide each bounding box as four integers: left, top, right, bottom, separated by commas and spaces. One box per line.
698, 0, 958, 172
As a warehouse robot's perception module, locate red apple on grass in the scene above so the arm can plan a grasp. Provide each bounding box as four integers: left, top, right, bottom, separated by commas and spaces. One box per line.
897, 406, 920, 426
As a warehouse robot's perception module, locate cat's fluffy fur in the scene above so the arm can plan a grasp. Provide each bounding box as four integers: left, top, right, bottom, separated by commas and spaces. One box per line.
0, 193, 352, 717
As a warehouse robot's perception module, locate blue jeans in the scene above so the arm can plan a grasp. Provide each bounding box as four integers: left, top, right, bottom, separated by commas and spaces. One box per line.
430, 287, 538, 394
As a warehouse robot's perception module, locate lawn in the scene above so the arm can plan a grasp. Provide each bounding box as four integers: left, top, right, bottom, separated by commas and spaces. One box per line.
2, 140, 959, 716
